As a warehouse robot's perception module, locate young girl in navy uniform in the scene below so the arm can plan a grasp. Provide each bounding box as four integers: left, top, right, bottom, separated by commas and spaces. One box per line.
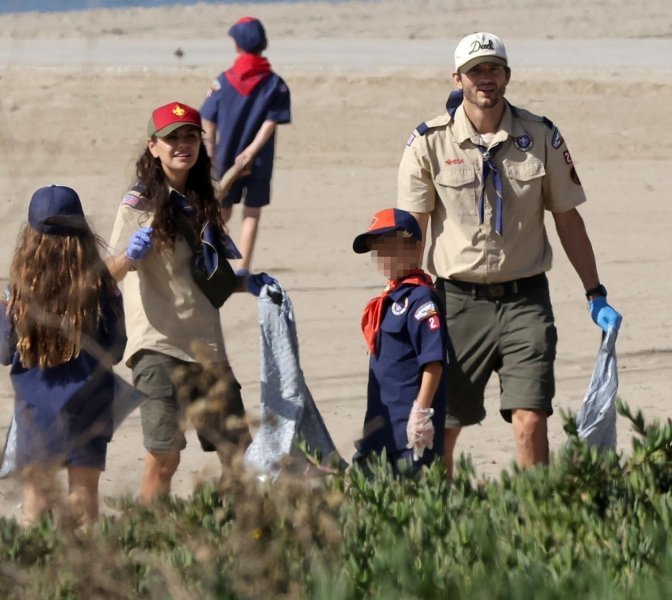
0, 185, 126, 527
200, 16, 291, 273
353, 208, 446, 474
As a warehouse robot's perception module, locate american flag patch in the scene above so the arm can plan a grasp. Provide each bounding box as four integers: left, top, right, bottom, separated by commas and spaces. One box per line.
406, 132, 416, 147
122, 192, 140, 207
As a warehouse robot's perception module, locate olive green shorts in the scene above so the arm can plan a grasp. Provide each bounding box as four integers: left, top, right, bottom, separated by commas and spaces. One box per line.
131, 350, 250, 453
436, 276, 557, 426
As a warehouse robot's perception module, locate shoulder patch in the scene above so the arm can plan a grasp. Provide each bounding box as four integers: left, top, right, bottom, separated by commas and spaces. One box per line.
122, 190, 141, 207
416, 122, 429, 136
551, 127, 564, 149
122, 183, 146, 207
542, 116, 554, 130
413, 301, 439, 322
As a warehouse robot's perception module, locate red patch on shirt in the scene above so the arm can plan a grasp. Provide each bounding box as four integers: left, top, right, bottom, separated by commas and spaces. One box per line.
427, 315, 440, 330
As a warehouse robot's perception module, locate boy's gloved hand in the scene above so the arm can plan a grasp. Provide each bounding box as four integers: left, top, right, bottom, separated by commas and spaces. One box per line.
406, 402, 435, 461
126, 227, 153, 261
589, 296, 622, 333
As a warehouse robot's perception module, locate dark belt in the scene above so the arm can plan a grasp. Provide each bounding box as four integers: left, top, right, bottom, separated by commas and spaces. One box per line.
436, 273, 547, 300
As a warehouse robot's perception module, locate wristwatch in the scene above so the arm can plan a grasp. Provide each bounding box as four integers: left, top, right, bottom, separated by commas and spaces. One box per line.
585, 284, 607, 300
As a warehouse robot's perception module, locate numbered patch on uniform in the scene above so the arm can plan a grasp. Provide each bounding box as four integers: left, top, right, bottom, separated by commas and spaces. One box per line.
391, 298, 409, 316
427, 314, 440, 330
514, 134, 533, 151
551, 127, 564, 149
406, 132, 416, 147
563, 150, 573, 165
413, 301, 438, 321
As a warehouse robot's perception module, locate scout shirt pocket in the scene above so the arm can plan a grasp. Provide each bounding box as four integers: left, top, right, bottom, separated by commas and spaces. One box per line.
433, 166, 479, 220
502, 158, 546, 204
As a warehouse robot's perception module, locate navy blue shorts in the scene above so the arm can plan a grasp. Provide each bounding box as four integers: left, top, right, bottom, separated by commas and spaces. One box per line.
221, 176, 271, 209
15, 401, 111, 471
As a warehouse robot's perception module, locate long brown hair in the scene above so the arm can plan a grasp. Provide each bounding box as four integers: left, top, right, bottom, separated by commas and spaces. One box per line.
8, 224, 118, 368
135, 142, 225, 253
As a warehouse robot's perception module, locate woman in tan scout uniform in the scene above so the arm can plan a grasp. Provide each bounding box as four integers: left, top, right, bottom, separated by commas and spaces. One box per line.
106, 102, 261, 503
397, 32, 622, 477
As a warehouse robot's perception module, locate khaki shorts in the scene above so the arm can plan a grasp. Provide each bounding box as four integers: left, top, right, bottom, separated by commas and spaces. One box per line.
131, 350, 250, 453
436, 275, 557, 427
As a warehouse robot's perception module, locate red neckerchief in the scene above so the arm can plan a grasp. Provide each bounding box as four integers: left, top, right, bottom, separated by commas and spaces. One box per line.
224, 53, 272, 96
361, 269, 435, 355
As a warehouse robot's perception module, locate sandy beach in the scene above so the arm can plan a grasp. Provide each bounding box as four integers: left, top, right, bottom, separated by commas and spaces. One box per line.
0, 0, 671, 519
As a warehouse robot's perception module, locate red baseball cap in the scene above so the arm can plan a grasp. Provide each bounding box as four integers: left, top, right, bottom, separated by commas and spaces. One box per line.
147, 102, 202, 138
352, 208, 422, 254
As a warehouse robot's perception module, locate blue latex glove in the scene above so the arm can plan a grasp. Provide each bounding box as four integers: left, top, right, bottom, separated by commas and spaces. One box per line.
589, 296, 622, 333
246, 272, 278, 296
126, 227, 153, 261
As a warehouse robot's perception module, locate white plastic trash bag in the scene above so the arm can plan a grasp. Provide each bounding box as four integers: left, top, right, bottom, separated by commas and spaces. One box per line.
575, 328, 619, 451
245, 283, 346, 477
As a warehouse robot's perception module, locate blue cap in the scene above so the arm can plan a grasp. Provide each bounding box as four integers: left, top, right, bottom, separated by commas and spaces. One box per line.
229, 17, 267, 54
28, 185, 86, 235
353, 208, 422, 254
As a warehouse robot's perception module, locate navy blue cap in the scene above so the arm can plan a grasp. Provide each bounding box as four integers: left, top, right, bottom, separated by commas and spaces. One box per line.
229, 17, 267, 54
353, 208, 422, 253
28, 185, 86, 235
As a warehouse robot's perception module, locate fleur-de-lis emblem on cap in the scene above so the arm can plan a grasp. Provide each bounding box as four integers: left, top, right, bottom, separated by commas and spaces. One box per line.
172, 104, 186, 117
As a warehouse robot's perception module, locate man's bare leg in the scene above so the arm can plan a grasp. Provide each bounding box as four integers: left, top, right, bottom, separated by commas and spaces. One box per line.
443, 427, 462, 481
511, 408, 549, 468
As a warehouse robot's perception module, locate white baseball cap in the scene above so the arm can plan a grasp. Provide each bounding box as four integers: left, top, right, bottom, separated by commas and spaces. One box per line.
454, 32, 508, 72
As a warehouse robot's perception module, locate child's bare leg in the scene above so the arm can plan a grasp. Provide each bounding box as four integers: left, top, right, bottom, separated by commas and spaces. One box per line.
67, 465, 101, 527
21, 466, 57, 527
140, 450, 180, 505
238, 206, 262, 272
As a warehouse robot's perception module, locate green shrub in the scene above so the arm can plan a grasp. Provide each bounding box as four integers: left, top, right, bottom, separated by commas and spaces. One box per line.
0, 400, 670, 599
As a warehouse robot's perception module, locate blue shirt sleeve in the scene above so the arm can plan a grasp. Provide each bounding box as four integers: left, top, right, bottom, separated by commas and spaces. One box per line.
0, 303, 17, 366
96, 286, 126, 365
200, 75, 225, 122
406, 289, 446, 368
266, 78, 291, 124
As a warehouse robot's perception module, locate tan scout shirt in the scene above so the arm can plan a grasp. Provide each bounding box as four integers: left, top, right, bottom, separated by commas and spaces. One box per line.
398, 101, 586, 283
108, 192, 227, 366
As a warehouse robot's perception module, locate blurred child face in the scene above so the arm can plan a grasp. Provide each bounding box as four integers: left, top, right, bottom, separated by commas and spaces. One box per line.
148, 125, 202, 178
370, 232, 421, 280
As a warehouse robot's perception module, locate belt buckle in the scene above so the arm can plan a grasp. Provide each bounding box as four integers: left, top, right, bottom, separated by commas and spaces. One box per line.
487, 284, 506, 299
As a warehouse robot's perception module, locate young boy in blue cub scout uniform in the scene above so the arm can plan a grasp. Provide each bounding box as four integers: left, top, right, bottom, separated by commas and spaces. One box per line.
353, 208, 447, 474
200, 16, 291, 272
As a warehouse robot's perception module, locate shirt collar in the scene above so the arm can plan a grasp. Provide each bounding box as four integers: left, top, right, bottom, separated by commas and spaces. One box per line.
452, 101, 524, 147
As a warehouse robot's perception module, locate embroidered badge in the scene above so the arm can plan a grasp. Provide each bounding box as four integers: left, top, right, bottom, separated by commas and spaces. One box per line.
551, 127, 564, 149
391, 297, 409, 316
122, 191, 141, 207
570, 167, 582, 185
445, 158, 465, 165
414, 301, 438, 321
172, 104, 186, 117
427, 314, 440, 330
563, 150, 573, 165
514, 134, 533, 151
406, 132, 416, 147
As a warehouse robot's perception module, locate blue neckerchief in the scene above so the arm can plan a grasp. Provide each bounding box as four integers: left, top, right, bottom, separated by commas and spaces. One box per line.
476, 143, 504, 236
446, 90, 505, 236
170, 190, 241, 278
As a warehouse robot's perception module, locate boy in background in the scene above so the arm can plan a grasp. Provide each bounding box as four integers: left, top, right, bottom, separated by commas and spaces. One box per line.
201, 16, 291, 273
353, 208, 447, 474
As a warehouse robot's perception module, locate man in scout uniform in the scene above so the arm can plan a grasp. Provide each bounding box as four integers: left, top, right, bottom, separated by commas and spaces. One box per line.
397, 32, 622, 476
